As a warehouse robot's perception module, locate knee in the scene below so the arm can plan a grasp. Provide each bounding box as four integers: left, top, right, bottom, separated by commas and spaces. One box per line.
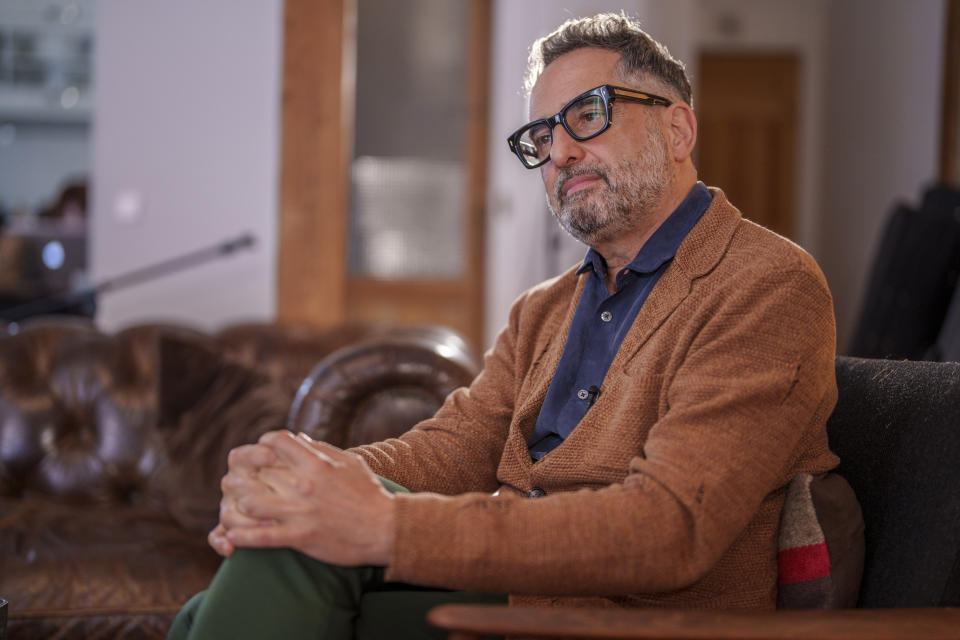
167, 591, 206, 640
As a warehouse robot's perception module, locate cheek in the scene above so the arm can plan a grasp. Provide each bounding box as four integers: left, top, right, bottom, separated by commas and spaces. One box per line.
540, 166, 557, 196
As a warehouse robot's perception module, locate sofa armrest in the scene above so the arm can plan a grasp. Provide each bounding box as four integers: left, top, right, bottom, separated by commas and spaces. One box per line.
427, 604, 960, 640
287, 325, 478, 448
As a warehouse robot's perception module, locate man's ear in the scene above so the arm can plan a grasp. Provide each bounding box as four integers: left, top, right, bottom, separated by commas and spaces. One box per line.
666, 102, 697, 161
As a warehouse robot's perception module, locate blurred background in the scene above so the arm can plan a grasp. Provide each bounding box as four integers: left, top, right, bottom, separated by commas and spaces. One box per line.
0, 0, 956, 355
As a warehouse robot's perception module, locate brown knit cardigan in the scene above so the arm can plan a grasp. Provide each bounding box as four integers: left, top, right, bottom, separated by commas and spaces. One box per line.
355, 189, 839, 610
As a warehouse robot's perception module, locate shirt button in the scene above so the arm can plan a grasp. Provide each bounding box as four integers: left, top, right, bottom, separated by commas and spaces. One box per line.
600, 310, 612, 322
528, 487, 547, 498
577, 388, 589, 400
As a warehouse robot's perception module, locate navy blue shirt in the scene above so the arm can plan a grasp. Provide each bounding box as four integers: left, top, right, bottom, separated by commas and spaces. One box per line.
528, 182, 713, 461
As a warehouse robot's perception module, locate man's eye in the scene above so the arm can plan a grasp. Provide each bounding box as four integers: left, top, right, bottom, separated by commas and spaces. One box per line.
524, 126, 550, 150
577, 108, 603, 123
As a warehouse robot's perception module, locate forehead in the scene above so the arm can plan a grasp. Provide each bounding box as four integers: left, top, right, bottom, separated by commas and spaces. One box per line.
529, 48, 623, 119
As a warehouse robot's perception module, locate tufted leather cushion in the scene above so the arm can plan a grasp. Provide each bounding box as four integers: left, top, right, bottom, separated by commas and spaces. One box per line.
0, 320, 150, 501
0, 321, 216, 503
0, 320, 264, 637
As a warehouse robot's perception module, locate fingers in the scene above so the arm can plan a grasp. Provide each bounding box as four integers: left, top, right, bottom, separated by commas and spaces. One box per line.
225, 430, 339, 476
227, 441, 279, 472
221, 468, 276, 496
221, 499, 269, 529
257, 466, 314, 496
227, 521, 295, 549
259, 431, 340, 469
260, 430, 361, 467
296, 432, 346, 456
208, 523, 235, 557
220, 467, 286, 527
297, 434, 369, 474
220, 481, 285, 525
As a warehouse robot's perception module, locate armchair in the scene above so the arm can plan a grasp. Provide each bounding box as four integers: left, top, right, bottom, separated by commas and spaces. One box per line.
428, 356, 960, 638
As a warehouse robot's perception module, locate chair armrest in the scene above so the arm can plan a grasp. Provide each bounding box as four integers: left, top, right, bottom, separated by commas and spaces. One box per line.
427, 604, 960, 640
287, 326, 478, 447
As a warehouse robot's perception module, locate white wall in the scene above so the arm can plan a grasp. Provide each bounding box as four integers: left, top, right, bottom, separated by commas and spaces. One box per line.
91, 0, 283, 332
819, 0, 945, 351
692, 0, 827, 257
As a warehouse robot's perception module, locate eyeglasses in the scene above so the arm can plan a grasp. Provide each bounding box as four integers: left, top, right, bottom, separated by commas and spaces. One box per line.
506, 84, 672, 169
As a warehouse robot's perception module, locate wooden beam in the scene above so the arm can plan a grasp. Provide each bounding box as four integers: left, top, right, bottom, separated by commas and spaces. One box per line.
276, 0, 356, 326
464, 0, 492, 350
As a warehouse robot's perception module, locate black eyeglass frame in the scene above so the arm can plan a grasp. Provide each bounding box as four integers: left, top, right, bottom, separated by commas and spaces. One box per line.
506, 84, 672, 169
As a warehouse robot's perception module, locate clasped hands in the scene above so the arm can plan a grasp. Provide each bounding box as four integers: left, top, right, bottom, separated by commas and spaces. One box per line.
209, 430, 396, 567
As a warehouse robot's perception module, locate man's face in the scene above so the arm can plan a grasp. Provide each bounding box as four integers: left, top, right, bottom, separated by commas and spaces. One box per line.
529, 48, 673, 246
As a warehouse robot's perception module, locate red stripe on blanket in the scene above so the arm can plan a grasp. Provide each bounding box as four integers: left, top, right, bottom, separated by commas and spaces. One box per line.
778, 542, 831, 584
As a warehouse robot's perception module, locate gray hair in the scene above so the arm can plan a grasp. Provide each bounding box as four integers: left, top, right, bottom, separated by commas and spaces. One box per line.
525, 13, 693, 106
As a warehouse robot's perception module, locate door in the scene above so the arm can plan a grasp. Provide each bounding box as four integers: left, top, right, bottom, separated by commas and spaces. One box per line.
697, 53, 800, 240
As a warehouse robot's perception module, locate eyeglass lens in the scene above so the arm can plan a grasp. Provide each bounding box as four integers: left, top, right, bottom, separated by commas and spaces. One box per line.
517, 94, 607, 166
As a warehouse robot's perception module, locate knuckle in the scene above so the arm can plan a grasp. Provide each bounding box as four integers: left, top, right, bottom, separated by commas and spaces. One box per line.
258, 429, 285, 445
227, 445, 250, 468
255, 446, 277, 466
237, 496, 262, 519
220, 509, 239, 528
295, 476, 314, 496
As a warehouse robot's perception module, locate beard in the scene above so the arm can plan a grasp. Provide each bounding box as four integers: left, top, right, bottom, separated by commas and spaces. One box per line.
547, 122, 672, 246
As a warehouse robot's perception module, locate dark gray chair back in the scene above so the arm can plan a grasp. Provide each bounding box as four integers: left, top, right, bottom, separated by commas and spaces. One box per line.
929, 281, 960, 362
827, 356, 960, 607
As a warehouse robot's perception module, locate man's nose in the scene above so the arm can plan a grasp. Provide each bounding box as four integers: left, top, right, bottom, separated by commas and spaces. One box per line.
549, 125, 585, 168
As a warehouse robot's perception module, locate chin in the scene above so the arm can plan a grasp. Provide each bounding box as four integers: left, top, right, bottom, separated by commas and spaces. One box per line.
556, 213, 607, 246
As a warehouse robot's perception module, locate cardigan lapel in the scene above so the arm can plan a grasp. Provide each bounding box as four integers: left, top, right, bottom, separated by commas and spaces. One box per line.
500, 189, 742, 472
609, 188, 743, 367
506, 270, 587, 467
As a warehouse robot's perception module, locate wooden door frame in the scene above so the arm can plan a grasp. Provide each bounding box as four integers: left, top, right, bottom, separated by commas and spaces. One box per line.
276, 0, 355, 327
276, 0, 489, 350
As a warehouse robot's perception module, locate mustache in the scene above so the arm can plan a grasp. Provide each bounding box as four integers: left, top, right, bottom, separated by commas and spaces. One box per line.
555, 166, 611, 202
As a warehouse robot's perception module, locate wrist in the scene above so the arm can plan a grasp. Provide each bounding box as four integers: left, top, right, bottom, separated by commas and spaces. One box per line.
376, 492, 397, 566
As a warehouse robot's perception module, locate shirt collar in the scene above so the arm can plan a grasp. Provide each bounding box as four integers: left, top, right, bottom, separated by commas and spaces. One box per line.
577, 181, 713, 277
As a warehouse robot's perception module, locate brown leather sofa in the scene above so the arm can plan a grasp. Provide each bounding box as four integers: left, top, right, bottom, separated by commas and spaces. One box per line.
0, 317, 478, 639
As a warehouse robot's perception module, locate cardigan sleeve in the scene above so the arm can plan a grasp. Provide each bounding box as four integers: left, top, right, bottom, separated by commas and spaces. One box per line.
349, 292, 526, 496
381, 264, 838, 595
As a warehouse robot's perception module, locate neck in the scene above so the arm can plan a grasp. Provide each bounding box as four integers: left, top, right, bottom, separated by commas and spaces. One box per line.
592, 170, 698, 292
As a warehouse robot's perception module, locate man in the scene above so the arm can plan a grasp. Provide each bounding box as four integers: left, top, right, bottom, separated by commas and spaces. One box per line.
169, 13, 838, 639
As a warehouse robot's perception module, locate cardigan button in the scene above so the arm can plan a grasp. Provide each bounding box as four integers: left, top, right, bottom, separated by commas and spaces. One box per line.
527, 487, 547, 498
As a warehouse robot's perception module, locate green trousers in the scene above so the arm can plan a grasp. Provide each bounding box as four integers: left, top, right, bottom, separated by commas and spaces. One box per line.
167, 478, 506, 640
